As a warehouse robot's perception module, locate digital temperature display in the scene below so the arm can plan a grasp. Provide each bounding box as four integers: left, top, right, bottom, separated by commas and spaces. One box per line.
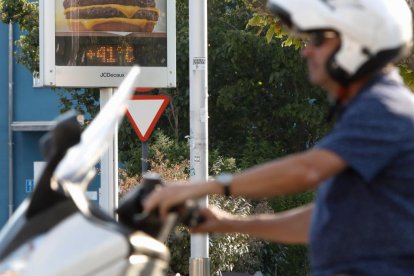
85, 45, 135, 65
55, 36, 167, 67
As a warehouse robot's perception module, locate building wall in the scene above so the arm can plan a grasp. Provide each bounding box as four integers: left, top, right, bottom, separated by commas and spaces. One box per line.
0, 20, 111, 228
0, 22, 62, 226
12, 59, 62, 213
0, 22, 9, 226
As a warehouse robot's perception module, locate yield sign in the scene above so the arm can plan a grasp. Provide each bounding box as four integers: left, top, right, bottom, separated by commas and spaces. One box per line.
126, 95, 169, 142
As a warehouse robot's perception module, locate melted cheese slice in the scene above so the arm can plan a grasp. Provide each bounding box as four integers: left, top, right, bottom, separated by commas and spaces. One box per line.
68, 18, 156, 30
64, 4, 160, 19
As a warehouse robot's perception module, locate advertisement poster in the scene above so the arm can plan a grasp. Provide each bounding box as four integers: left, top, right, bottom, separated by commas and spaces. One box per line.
54, 0, 168, 67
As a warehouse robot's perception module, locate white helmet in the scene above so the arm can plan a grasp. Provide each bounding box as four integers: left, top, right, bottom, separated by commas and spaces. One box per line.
267, 0, 413, 86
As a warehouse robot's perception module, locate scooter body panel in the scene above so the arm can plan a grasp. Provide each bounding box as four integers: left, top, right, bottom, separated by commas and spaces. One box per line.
0, 200, 29, 258
21, 213, 130, 276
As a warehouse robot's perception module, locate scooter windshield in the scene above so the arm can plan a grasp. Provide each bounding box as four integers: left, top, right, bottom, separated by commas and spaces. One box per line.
54, 66, 140, 183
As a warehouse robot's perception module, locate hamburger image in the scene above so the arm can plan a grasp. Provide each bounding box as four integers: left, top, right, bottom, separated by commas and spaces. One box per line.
63, 0, 160, 32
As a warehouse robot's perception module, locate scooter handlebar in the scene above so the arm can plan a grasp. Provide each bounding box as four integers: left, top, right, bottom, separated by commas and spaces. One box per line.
116, 173, 205, 238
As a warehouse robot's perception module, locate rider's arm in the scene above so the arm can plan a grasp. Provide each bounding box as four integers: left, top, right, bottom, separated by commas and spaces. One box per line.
144, 148, 346, 217
193, 203, 314, 244
207, 148, 346, 198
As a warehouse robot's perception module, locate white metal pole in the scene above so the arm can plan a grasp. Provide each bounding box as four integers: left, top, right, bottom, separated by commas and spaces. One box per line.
99, 88, 118, 216
189, 0, 210, 275
8, 22, 14, 218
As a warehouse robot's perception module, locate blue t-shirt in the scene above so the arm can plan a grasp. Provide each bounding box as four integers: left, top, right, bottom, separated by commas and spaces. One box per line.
311, 69, 414, 275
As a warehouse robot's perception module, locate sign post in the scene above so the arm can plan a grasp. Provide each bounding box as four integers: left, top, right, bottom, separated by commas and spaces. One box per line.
99, 88, 118, 212
142, 142, 149, 174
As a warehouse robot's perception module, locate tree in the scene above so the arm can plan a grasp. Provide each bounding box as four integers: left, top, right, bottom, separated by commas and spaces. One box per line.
244, 0, 414, 90
206, 0, 330, 168
0, 0, 39, 72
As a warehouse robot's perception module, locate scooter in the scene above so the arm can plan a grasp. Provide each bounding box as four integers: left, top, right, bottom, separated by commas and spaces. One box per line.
0, 66, 201, 276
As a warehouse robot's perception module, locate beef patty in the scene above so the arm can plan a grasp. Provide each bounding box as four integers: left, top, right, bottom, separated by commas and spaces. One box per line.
63, 0, 156, 9
65, 7, 159, 21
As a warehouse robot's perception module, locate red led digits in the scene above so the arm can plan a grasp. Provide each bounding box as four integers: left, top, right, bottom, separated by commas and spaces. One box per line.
85, 45, 135, 65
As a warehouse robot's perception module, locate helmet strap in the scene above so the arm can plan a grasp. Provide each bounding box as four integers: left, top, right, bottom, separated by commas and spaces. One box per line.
336, 86, 350, 103
326, 86, 349, 122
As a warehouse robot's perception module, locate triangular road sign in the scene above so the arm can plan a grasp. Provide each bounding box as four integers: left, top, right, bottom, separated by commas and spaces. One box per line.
126, 95, 169, 142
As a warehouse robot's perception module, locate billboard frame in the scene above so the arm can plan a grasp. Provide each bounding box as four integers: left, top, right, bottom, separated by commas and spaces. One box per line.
39, 0, 176, 88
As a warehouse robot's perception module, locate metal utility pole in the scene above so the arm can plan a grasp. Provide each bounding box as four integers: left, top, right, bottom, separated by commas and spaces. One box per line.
99, 88, 118, 215
189, 0, 210, 275
8, 21, 14, 218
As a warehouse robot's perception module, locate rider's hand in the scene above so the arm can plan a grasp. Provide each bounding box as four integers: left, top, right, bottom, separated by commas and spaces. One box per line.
190, 206, 236, 234
143, 181, 199, 219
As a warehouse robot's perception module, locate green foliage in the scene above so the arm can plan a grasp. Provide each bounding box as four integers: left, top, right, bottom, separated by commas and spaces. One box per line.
0, 0, 35, 24
265, 244, 310, 276
268, 191, 314, 213
168, 195, 270, 275
0, 0, 39, 72
244, 0, 301, 47
123, 129, 239, 178
209, 149, 238, 176
124, 130, 190, 177
207, 3, 331, 168
57, 88, 100, 120
399, 63, 414, 91
208, 196, 256, 274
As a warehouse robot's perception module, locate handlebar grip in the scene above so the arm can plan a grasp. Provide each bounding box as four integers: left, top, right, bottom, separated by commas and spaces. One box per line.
118, 173, 207, 236
179, 204, 206, 228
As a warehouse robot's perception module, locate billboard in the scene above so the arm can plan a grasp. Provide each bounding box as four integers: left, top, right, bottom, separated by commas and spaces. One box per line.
40, 0, 176, 88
